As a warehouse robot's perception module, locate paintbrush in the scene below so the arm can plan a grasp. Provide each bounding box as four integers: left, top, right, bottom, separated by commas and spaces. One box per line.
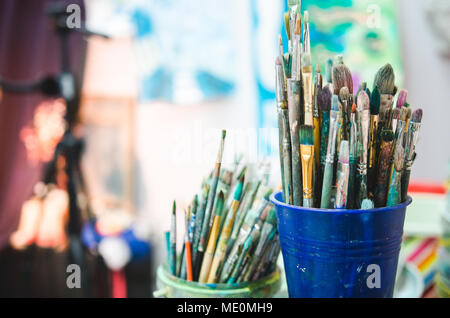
374, 130, 395, 207
391, 108, 400, 133
287, 79, 303, 206
179, 206, 191, 279
320, 95, 340, 208
313, 64, 323, 205
326, 58, 333, 86
401, 109, 422, 202
184, 209, 193, 281
278, 35, 289, 82
356, 90, 370, 207
355, 82, 367, 104
300, 125, 315, 207
319, 86, 332, 192
198, 191, 224, 283
252, 234, 279, 281
386, 107, 409, 206
220, 192, 271, 282
281, 112, 293, 204
347, 104, 358, 209
197, 130, 226, 273
332, 55, 353, 95
291, 16, 302, 81
303, 11, 311, 54
207, 174, 245, 283
335, 140, 350, 209
169, 200, 177, 276
373, 64, 397, 129
302, 53, 313, 126
276, 57, 289, 202
242, 208, 277, 281
284, 13, 290, 43
368, 86, 380, 197
165, 231, 170, 266
339, 87, 350, 141
192, 183, 209, 278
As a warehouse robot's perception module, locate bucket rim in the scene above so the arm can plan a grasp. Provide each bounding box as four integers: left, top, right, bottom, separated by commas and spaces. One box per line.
270, 190, 412, 214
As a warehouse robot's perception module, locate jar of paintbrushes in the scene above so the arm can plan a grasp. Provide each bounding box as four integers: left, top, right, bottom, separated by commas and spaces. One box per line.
272, 1, 423, 298
154, 131, 282, 298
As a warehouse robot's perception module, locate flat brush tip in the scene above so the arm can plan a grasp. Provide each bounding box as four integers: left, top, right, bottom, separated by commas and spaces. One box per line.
338, 140, 349, 163
412, 108, 423, 123
300, 125, 314, 145
222, 129, 227, 139
294, 16, 301, 35
370, 86, 380, 115
331, 94, 340, 111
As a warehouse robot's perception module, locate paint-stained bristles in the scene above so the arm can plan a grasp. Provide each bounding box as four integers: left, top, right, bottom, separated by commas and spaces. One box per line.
300, 125, 314, 146
370, 86, 380, 115
374, 64, 396, 95
284, 13, 290, 40
357, 91, 370, 111
318, 86, 332, 111
411, 109, 423, 123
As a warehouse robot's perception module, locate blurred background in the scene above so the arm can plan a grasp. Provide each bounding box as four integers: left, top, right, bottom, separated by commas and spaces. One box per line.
0, 0, 449, 298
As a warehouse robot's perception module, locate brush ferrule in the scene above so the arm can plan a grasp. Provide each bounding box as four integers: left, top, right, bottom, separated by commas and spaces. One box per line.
300, 144, 314, 201
357, 163, 367, 175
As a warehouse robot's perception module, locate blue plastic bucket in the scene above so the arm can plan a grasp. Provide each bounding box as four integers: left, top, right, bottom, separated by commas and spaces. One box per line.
271, 191, 412, 298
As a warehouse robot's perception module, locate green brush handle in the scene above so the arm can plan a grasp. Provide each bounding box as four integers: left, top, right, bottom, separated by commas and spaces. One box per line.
387, 169, 402, 207
320, 162, 334, 208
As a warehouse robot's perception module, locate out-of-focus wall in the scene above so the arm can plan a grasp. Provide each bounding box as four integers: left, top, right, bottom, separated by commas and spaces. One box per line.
398, 0, 450, 183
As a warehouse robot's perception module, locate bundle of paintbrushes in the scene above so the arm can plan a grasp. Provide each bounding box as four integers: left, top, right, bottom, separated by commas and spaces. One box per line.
165, 130, 280, 284
276, 0, 423, 209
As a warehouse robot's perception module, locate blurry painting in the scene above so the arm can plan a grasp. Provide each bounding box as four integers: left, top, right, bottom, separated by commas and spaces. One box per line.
86, 0, 236, 104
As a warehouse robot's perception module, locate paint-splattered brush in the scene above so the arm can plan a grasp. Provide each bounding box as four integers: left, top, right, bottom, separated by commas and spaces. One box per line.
332, 55, 353, 95
276, 57, 290, 203
291, 17, 302, 81
302, 53, 314, 126
300, 125, 315, 207
198, 191, 224, 283
192, 183, 209, 279
169, 200, 177, 276
335, 140, 350, 209
319, 86, 332, 182
313, 64, 323, 205
396, 89, 408, 109
184, 208, 193, 281
391, 108, 400, 133
196, 130, 226, 278
373, 64, 397, 128
347, 104, 358, 209
356, 90, 370, 207
361, 199, 374, 209
374, 130, 395, 207
320, 95, 340, 208
402, 109, 422, 202
287, 79, 303, 206
339, 86, 350, 143
207, 174, 244, 283
368, 86, 380, 197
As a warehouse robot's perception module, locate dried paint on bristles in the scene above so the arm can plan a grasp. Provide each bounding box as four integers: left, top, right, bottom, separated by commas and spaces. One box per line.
374, 64, 396, 95
392, 108, 400, 121
397, 89, 408, 108
411, 108, 423, 123
370, 86, 380, 115
172, 200, 176, 214
405, 107, 412, 121
222, 130, 227, 139
351, 103, 357, 113
331, 94, 340, 112
356, 91, 370, 111
332, 63, 353, 94
338, 140, 349, 164
318, 86, 332, 112
300, 125, 314, 145
339, 86, 350, 102
400, 107, 409, 121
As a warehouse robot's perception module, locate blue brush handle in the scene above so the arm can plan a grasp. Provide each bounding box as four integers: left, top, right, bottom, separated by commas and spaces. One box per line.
387, 169, 402, 207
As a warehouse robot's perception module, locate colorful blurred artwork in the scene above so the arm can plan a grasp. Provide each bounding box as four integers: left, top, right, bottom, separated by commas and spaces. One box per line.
251, 0, 403, 156
86, 0, 236, 104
